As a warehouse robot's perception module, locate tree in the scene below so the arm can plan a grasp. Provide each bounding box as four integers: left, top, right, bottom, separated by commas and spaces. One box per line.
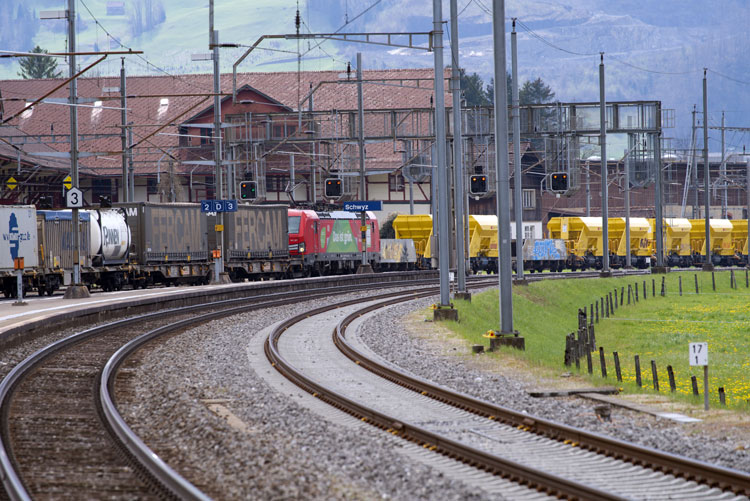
458, 69, 491, 107
519, 77, 555, 105
379, 212, 398, 239
17, 46, 62, 79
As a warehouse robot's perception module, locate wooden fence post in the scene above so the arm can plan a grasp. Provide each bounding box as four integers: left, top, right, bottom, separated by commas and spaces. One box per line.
595, 301, 599, 323
691, 375, 700, 396
679, 276, 682, 296
661, 276, 666, 296
613, 351, 622, 382
599, 347, 607, 378
651, 360, 659, 391
719, 387, 726, 406
586, 350, 593, 374
635, 282, 639, 301
652, 278, 655, 297
635, 355, 642, 387
605, 295, 610, 318
643, 280, 647, 299
667, 365, 676, 392
620, 287, 625, 306
712, 271, 716, 291
695, 274, 699, 294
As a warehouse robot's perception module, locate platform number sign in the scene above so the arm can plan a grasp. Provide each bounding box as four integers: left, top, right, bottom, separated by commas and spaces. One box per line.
65, 187, 83, 208
689, 342, 708, 366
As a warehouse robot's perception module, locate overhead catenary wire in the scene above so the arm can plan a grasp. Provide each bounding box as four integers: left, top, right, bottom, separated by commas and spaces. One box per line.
78, 0, 214, 95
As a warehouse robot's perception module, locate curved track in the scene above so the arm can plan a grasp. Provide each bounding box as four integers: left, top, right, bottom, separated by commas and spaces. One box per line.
0, 276, 434, 500
265, 285, 750, 500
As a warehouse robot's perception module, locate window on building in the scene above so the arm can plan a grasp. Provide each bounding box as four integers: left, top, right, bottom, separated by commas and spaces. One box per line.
147, 177, 158, 194
522, 189, 536, 209
389, 173, 405, 192
200, 127, 212, 145
266, 175, 289, 193
524, 224, 536, 240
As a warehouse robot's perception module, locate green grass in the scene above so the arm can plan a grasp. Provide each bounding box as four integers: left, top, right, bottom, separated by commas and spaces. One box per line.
443, 270, 750, 411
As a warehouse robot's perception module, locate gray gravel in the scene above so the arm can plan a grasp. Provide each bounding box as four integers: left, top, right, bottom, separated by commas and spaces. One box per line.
117, 288, 749, 500
120, 290, 497, 501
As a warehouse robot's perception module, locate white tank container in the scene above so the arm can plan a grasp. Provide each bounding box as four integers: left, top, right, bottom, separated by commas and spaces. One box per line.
87, 209, 131, 261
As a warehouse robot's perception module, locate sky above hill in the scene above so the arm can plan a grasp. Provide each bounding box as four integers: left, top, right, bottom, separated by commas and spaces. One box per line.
1, 0, 748, 146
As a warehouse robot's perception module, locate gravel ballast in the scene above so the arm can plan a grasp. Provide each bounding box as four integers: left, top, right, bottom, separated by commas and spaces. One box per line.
119, 289, 750, 500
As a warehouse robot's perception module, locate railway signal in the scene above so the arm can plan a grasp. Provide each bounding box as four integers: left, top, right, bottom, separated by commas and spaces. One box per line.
325, 178, 342, 198
240, 180, 257, 200
549, 172, 569, 193
469, 175, 487, 195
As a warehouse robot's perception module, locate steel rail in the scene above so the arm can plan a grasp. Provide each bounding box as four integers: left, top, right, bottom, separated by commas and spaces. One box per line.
334, 296, 750, 496
264, 284, 623, 500
0, 275, 437, 500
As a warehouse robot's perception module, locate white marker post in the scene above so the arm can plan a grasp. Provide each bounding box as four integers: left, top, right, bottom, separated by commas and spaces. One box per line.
13, 257, 25, 306
689, 342, 709, 410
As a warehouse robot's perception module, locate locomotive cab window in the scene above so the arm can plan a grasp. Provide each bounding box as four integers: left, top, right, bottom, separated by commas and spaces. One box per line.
288, 215, 301, 234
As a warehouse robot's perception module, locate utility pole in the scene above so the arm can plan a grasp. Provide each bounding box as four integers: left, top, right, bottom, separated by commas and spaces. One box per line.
511, 19, 524, 282
599, 53, 610, 276
492, 0, 516, 339
309, 85, 316, 205
120, 59, 128, 202
703, 69, 712, 270
721, 111, 727, 218
432, 0, 456, 319
745, 145, 749, 269
585, 161, 591, 216
210, 0, 226, 282
654, 130, 665, 269
356, 52, 371, 272
624, 149, 631, 268
450, 0, 468, 298
692, 106, 699, 218
127, 125, 134, 201
63, 0, 89, 299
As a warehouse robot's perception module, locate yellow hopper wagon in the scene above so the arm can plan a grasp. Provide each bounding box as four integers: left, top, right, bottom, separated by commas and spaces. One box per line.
730, 219, 748, 266
392, 214, 434, 268
660, 218, 693, 267
689, 219, 735, 266
610, 217, 652, 269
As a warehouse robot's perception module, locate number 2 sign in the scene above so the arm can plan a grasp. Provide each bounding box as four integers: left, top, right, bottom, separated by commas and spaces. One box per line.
689, 342, 708, 366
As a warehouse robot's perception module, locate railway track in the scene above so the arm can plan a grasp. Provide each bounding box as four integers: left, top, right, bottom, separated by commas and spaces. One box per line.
0, 275, 436, 500
0, 268, 698, 499
265, 282, 750, 499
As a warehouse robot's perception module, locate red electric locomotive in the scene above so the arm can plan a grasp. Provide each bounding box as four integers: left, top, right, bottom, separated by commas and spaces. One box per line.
288, 209, 380, 276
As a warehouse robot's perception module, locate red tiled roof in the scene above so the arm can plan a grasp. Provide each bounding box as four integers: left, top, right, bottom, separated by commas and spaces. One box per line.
0, 68, 449, 176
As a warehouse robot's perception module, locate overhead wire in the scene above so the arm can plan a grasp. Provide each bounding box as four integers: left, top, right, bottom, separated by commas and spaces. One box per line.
77, 0, 214, 94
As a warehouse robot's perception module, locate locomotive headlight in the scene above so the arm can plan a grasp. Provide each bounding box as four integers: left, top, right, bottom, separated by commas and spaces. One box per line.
298, 242, 305, 253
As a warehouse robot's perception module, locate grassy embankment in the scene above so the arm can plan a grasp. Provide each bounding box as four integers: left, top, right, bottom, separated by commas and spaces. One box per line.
442, 270, 750, 411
